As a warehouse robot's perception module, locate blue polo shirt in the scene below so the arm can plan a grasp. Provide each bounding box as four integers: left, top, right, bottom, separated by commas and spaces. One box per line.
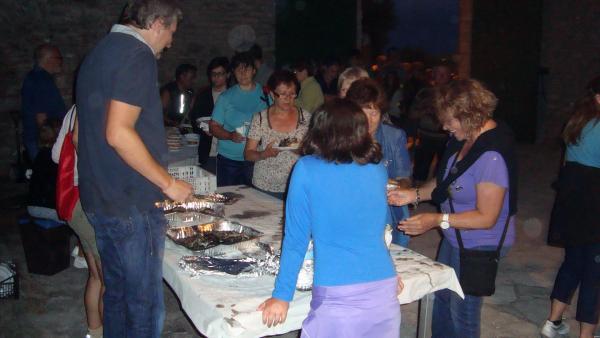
76, 32, 167, 216
211, 84, 267, 161
21, 66, 66, 156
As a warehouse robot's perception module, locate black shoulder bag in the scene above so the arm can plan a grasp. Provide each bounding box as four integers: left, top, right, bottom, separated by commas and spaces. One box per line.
445, 148, 510, 297
448, 197, 509, 297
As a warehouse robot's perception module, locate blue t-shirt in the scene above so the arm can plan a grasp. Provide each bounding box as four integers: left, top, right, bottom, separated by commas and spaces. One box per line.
211, 84, 267, 161
440, 151, 515, 249
566, 119, 600, 168
76, 32, 167, 216
21, 66, 66, 144
272, 156, 397, 302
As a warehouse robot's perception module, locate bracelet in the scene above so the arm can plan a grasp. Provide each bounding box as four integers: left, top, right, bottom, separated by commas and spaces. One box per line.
412, 188, 421, 207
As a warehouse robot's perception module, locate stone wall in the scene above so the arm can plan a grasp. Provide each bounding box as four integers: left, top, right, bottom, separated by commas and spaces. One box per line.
539, 0, 600, 142
0, 0, 275, 176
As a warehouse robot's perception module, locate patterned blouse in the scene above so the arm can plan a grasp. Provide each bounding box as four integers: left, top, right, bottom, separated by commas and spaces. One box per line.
247, 108, 311, 193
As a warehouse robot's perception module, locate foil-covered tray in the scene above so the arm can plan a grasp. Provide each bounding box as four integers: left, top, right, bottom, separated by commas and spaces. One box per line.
156, 199, 225, 218
164, 212, 219, 229
166, 220, 264, 256
194, 192, 241, 205
179, 242, 280, 277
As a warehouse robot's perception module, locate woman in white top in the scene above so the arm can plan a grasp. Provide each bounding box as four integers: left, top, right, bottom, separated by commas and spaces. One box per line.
244, 70, 311, 199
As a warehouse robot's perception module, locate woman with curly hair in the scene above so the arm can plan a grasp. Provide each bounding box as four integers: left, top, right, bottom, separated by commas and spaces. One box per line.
388, 79, 518, 337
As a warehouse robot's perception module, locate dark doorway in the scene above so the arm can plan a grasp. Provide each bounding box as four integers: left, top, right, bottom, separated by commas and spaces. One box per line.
275, 0, 357, 66
470, 0, 543, 143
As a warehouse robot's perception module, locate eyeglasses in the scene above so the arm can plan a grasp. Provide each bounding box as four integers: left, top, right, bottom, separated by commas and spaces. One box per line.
210, 71, 227, 77
273, 92, 297, 99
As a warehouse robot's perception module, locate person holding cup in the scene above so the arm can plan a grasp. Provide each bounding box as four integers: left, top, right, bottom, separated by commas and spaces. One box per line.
210, 52, 268, 186
244, 70, 311, 199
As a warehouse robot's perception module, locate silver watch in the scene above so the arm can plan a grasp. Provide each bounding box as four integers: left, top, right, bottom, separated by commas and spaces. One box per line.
440, 213, 450, 229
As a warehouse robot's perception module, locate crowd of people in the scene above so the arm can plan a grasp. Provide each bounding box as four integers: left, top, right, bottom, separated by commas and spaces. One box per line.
19, 0, 599, 338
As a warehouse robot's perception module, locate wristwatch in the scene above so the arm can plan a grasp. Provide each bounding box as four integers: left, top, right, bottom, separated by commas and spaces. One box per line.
439, 214, 451, 229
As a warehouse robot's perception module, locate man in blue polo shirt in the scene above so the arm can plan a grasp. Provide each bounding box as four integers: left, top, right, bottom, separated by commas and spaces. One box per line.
209, 52, 268, 186
76, 1, 191, 337
21, 44, 66, 161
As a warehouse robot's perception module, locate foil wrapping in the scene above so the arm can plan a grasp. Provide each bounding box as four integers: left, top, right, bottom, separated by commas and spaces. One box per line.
164, 212, 219, 229
179, 243, 280, 278
156, 199, 225, 218
194, 192, 241, 205
166, 220, 264, 255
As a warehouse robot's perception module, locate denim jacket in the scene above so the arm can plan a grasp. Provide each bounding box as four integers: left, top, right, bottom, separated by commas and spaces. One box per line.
375, 123, 412, 246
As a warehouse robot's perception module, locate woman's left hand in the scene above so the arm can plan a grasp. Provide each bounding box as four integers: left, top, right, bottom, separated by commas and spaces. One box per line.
258, 297, 289, 327
398, 213, 441, 235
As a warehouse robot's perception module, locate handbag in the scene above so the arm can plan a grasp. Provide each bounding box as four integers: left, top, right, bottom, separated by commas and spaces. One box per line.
449, 197, 509, 297
56, 106, 79, 221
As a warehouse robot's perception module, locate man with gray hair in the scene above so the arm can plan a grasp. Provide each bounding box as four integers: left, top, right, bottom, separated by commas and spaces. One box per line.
76, 1, 191, 337
21, 44, 66, 161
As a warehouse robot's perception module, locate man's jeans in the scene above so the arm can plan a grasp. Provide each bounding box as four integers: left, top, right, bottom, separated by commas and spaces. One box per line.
87, 207, 167, 338
432, 238, 510, 338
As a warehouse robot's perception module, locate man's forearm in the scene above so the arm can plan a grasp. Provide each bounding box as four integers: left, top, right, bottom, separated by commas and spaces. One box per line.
107, 126, 172, 191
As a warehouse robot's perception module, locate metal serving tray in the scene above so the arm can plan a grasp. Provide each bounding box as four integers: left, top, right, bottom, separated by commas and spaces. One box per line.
166, 220, 264, 256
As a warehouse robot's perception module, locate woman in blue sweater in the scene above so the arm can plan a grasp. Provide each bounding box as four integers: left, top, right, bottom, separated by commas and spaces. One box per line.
259, 99, 402, 337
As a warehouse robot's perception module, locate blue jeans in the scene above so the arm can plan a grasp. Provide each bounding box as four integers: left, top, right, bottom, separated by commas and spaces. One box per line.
550, 243, 600, 324
432, 238, 510, 338
87, 207, 167, 338
216, 154, 253, 187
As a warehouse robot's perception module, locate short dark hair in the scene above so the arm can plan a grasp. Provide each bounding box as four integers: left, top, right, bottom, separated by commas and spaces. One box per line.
291, 59, 314, 76
230, 52, 255, 71
249, 44, 263, 61
175, 63, 197, 80
322, 56, 341, 68
345, 78, 388, 112
206, 56, 229, 78
301, 98, 382, 164
267, 70, 300, 93
121, 0, 182, 29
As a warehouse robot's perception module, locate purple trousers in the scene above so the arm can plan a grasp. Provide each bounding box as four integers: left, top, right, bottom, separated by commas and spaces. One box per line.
300, 277, 400, 338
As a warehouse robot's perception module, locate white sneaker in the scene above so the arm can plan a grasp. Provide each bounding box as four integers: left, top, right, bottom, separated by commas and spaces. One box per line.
541, 320, 569, 337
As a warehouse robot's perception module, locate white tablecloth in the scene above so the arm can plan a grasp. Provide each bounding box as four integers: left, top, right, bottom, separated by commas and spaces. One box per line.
162, 186, 464, 338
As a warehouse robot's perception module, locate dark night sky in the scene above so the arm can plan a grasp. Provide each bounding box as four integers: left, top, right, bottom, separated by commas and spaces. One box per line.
386, 0, 459, 56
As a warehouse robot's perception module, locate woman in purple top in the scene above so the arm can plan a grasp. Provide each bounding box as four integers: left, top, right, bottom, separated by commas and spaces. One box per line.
388, 79, 517, 338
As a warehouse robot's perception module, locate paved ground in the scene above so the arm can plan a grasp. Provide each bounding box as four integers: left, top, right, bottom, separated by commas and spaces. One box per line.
0, 144, 598, 337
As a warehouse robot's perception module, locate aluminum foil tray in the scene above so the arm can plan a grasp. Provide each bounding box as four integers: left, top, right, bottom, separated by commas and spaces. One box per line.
194, 192, 241, 205
164, 212, 219, 229
166, 220, 264, 256
156, 199, 225, 218
179, 242, 280, 277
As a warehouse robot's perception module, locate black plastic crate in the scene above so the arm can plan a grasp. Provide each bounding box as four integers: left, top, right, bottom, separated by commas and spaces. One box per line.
0, 262, 18, 299
19, 219, 71, 275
